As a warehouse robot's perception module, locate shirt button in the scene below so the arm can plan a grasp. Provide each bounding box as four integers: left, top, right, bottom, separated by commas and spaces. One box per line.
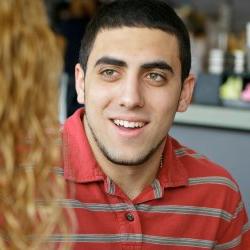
125, 213, 134, 222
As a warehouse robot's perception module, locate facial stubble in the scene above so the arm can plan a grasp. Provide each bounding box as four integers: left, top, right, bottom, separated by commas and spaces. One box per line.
84, 110, 166, 167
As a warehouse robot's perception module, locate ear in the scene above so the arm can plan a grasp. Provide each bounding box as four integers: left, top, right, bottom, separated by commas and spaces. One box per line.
75, 63, 85, 104
177, 74, 196, 112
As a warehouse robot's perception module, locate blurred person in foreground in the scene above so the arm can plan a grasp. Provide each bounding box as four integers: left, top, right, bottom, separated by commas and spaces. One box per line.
58, 0, 250, 249
0, 0, 72, 249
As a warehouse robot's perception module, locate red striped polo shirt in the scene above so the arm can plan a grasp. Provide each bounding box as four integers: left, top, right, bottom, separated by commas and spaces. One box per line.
57, 108, 250, 249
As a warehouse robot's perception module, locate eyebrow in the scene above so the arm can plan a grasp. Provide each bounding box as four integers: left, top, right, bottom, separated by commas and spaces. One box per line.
95, 56, 127, 67
141, 61, 174, 74
94, 57, 174, 74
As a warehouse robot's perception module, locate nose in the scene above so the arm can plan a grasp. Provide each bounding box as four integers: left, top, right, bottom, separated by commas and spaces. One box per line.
118, 75, 144, 109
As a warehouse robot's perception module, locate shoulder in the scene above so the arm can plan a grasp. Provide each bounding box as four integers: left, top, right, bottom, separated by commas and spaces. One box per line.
169, 137, 244, 217
170, 136, 235, 181
169, 136, 241, 207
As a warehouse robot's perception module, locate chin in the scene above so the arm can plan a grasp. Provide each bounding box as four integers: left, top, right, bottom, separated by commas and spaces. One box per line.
103, 149, 151, 166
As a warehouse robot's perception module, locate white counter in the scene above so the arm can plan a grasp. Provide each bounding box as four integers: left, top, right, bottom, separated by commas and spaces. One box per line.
174, 104, 250, 131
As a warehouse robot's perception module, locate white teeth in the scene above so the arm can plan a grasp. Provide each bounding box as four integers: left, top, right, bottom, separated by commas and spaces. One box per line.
113, 119, 145, 128
124, 121, 129, 128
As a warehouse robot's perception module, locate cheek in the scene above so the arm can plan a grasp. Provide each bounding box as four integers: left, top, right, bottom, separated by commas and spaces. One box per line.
147, 88, 180, 113
85, 81, 111, 107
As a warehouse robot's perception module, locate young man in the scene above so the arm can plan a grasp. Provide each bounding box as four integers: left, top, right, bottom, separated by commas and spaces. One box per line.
59, 0, 250, 249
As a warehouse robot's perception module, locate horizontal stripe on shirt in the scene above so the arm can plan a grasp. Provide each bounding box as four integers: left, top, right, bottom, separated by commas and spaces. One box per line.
188, 176, 239, 192
47, 233, 215, 248
175, 148, 205, 159
214, 222, 250, 250
52, 166, 239, 193
36, 199, 242, 223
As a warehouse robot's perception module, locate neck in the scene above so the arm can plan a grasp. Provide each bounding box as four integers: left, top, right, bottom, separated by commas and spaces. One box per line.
83, 116, 166, 200
100, 147, 165, 200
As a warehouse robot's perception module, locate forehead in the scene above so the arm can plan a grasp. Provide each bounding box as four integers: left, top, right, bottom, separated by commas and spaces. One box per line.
88, 27, 180, 66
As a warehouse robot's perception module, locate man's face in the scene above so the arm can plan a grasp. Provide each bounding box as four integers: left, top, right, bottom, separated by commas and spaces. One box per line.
76, 27, 194, 166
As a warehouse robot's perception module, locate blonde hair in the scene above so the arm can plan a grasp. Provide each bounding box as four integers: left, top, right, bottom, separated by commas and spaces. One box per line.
0, 0, 72, 249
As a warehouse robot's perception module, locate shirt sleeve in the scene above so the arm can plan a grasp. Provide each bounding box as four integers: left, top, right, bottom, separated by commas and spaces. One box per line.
214, 195, 250, 250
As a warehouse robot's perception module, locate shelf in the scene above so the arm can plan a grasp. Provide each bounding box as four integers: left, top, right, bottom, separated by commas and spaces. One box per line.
174, 104, 250, 131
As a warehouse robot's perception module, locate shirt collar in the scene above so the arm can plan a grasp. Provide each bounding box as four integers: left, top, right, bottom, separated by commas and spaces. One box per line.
158, 136, 189, 188
62, 108, 105, 183
62, 108, 189, 188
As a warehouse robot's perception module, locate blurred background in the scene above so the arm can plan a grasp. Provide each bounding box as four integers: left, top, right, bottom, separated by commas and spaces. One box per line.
43, 0, 250, 215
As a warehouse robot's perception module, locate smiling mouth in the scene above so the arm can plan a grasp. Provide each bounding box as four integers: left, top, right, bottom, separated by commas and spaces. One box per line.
112, 119, 146, 129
